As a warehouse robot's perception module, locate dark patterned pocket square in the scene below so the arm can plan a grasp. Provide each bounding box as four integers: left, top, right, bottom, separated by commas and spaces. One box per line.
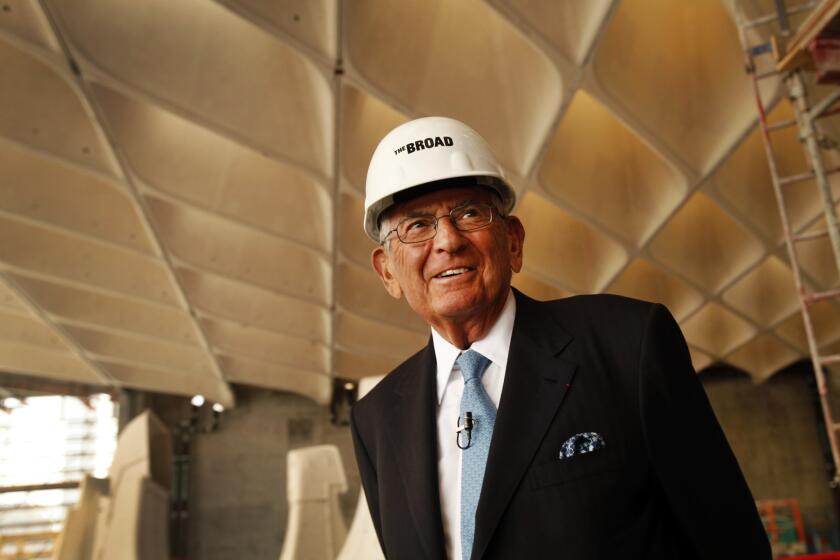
558, 432, 606, 460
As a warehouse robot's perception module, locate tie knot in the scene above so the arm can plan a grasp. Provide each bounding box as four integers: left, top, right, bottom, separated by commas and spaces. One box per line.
456, 350, 491, 382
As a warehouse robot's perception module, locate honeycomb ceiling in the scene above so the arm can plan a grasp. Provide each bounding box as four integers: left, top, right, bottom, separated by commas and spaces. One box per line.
2, 0, 839, 407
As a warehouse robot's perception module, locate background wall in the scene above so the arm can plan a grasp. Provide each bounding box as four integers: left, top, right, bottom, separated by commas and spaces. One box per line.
702, 363, 839, 535
128, 386, 359, 560
188, 387, 359, 560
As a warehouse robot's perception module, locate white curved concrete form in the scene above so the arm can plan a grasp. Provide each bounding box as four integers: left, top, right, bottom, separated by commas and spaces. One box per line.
336, 494, 386, 560
278, 376, 387, 560
279, 445, 348, 560
53, 475, 109, 560
336, 374, 386, 560
52, 410, 172, 560
0, 0, 838, 404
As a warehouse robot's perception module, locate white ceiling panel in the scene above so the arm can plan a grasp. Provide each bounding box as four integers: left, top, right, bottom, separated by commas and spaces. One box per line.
0, 0, 60, 52
0, 39, 115, 174
0, 0, 836, 403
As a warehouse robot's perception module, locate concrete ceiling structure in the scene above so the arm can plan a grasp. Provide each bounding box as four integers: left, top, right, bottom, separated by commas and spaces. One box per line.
1, 0, 839, 408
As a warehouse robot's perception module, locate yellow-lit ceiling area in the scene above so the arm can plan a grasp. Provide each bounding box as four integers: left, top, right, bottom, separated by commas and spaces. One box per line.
1, 0, 839, 408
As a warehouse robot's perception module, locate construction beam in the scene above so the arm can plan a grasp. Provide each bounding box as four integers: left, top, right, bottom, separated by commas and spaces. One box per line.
0, 371, 113, 399
778, 0, 840, 71
0, 481, 80, 493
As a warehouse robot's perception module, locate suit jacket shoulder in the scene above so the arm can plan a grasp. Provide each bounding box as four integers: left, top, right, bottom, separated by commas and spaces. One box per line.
353, 340, 430, 420
523, 292, 664, 374
540, 292, 658, 329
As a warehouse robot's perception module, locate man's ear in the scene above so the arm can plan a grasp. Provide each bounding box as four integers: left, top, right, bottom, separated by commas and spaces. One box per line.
505, 216, 525, 273
371, 245, 404, 299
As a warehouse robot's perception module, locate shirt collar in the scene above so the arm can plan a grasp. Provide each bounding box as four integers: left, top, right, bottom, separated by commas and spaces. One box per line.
431, 289, 517, 404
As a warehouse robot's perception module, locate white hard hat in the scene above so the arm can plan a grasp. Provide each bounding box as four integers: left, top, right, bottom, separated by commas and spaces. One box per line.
363, 116, 516, 241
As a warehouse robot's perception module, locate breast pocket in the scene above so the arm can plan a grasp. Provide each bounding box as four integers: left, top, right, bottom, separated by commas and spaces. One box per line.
529, 448, 620, 490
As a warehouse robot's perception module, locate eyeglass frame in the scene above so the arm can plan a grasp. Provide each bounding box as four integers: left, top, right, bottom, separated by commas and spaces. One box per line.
380, 201, 500, 245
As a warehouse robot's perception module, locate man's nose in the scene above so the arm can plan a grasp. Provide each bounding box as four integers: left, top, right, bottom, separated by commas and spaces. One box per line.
433, 216, 467, 252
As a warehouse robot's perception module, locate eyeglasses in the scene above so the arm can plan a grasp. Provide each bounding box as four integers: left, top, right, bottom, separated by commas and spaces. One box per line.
383, 202, 496, 245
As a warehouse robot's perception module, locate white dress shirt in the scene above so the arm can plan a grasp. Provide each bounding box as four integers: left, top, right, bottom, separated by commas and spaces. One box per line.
432, 290, 516, 560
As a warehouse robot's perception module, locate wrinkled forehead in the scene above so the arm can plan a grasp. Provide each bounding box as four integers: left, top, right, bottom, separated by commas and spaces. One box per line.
385, 184, 495, 220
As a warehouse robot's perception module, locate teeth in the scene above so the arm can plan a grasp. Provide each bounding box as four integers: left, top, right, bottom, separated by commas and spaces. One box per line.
438, 267, 469, 278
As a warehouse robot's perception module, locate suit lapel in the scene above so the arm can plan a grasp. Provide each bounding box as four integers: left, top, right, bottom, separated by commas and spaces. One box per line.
472, 290, 577, 560
384, 341, 446, 559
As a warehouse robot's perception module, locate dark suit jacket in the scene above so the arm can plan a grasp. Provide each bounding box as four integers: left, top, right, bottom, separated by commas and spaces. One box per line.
351, 290, 770, 559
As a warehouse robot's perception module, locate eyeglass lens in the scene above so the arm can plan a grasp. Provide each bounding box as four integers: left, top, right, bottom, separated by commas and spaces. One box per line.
396, 203, 493, 243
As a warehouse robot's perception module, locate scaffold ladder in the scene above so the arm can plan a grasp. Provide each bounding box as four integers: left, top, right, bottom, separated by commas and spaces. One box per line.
735, 0, 840, 484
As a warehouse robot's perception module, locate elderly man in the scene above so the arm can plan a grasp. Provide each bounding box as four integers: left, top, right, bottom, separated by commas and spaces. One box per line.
350, 117, 770, 560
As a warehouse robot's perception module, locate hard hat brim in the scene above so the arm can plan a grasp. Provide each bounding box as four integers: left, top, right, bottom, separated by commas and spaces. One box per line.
364, 174, 516, 242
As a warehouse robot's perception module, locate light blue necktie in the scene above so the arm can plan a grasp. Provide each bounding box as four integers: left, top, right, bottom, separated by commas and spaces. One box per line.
457, 349, 495, 560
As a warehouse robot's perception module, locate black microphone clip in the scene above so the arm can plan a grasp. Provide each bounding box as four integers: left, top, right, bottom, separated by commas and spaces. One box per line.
456, 411, 474, 450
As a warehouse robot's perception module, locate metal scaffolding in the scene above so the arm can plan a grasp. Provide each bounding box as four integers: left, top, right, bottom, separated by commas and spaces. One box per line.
736, 0, 840, 483
0, 396, 116, 560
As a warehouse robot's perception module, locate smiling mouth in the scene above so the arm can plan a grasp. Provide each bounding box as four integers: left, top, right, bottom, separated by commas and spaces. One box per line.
434, 267, 475, 279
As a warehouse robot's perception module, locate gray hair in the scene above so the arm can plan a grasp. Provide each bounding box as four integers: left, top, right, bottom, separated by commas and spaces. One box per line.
378, 216, 393, 250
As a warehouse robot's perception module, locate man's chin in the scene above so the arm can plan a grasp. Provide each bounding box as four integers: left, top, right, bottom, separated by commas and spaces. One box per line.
429, 296, 484, 322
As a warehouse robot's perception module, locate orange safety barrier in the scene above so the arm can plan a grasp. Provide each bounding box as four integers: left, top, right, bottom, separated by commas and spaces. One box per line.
759, 497, 809, 558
